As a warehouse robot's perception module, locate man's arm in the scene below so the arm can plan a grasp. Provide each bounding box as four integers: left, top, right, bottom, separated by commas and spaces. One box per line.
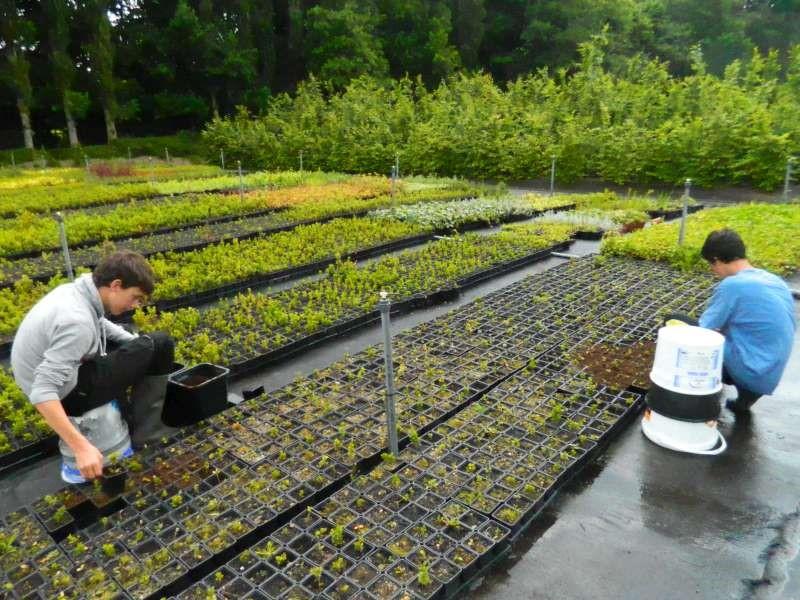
699, 282, 735, 331
102, 318, 138, 344
29, 320, 104, 479
35, 398, 104, 479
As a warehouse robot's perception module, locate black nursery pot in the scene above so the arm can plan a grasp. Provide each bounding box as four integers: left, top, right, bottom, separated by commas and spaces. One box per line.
163, 363, 231, 427
101, 466, 127, 496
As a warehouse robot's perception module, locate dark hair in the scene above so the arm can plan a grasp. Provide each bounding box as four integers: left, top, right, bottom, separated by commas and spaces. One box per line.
93, 250, 155, 295
700, 229, 746, 264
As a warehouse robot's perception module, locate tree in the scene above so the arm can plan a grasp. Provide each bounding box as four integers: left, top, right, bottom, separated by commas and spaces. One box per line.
81, 0, 119, 141
0, 0, 36, 149
451, 0, 486, 69
305, 3, 388, 88
376, 0, 461, 84
42, 0, 87, 147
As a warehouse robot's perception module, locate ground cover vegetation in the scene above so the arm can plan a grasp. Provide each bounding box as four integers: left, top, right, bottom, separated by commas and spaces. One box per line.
2, 0, 798, 154
602, 203, 800, 275
0, 254, 715, 599
0, 169, 352, 217
0, 162, 222, 192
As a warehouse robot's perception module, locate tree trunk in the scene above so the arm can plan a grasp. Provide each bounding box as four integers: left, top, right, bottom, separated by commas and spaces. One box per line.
103, 105, 117, 142
16, 96, 34, 150
210, 92, 220, 119
64, 95, 80, 147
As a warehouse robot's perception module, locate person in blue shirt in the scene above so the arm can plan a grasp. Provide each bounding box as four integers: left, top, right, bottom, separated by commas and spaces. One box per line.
697, 229, 796, 415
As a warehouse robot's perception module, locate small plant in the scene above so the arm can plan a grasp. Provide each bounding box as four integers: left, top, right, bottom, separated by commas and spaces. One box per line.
101, 543, 116, 558
417, 561, 431, 587
330, 524, 344, 547
331, 557, 346, 573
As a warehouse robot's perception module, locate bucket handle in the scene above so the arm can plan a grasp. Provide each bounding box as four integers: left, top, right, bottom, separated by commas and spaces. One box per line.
689, 429, 727, 456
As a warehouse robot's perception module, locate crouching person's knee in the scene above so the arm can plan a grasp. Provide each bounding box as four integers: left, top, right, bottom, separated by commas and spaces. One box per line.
143, 331, 175, 375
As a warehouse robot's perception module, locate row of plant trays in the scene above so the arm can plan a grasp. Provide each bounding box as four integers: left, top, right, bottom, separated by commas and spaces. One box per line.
0, 255, 713, 599
169, 364, 644, 599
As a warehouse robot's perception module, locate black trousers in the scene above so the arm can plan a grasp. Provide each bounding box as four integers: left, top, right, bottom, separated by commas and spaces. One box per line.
61, 332, 175, 417
662, 313, 761, 409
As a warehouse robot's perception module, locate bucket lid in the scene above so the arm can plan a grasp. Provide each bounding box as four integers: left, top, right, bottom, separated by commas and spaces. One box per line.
658, 324, 725, 347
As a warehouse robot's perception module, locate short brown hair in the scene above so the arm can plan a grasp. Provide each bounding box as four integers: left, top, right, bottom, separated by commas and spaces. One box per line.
701, 229, 746, 264
92, 250, 155, 295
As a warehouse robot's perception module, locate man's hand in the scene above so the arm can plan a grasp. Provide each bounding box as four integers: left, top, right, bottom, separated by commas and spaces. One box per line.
73, 440, 104, 480
34, 398, 105, 479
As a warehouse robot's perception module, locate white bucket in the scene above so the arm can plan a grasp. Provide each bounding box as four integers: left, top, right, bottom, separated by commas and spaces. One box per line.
650, 325, 725, 395
641, 408, 726, 455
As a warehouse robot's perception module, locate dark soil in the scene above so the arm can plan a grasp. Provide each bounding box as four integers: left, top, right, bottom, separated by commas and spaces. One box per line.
572, 341, 655, 391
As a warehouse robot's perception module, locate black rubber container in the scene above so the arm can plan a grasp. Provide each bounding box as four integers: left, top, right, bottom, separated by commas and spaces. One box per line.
162, 363, 231, 427
645, 381, 721, 422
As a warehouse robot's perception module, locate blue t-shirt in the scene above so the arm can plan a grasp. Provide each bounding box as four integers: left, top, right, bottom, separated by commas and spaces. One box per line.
699, 268, 796, 395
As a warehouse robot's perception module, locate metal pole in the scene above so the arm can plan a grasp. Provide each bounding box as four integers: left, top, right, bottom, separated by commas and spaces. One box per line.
165, 147, 170, 163
148, 156, 154, 186
84, 155, 90, 174
127, 147, 131, 161
53, 212, 74, 280
10, 152, 14, 168
220, 149, 225, 170
549, 155, 556, 197
395, 153, 400, 179
678, 178, 691, 246
378, 291, 399, 457
237, 160, 244, 201
299, 151, 303, 173
783, 157, 795, 202
390, 166, 397, 200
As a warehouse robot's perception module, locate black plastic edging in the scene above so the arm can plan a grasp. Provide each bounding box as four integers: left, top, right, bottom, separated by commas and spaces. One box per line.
646, 204, 705, 221
0, 435, 59, 478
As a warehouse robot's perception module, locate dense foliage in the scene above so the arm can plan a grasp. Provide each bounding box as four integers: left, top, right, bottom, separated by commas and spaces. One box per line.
2, 0, 800, 151
203, 41, 800, 190
601, 203, 800, 276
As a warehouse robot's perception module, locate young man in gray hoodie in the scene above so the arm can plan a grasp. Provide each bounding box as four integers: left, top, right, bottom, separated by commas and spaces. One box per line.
11, 250, 175, 483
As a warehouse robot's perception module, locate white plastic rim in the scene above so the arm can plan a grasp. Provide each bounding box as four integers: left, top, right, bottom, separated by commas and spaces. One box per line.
641, 408, 726, 455
650, 325, 725, 395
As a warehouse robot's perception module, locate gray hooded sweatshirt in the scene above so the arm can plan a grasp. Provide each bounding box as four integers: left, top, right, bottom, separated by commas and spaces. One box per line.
11, 273, 137, 405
